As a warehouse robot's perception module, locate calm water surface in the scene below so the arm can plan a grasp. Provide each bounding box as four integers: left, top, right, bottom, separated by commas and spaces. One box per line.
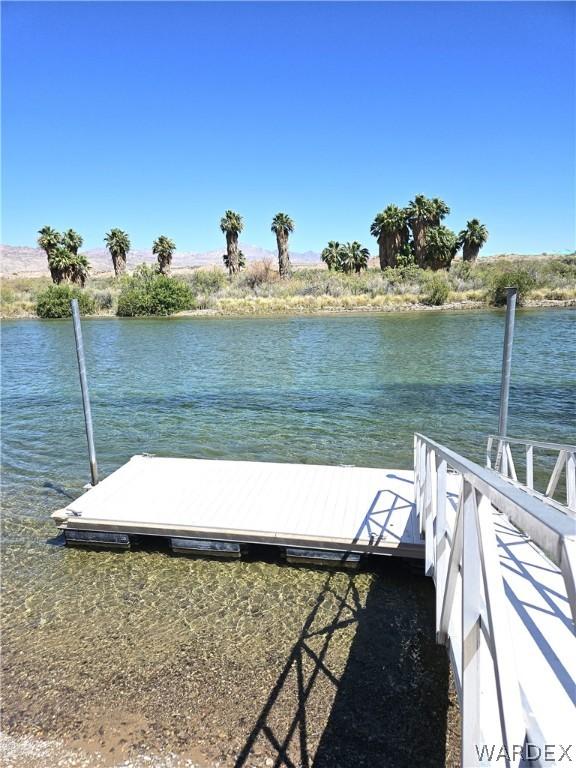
1, 309, 574, 766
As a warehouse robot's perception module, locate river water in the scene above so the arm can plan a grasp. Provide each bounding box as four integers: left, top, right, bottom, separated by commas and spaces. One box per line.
1, 309, 574, 767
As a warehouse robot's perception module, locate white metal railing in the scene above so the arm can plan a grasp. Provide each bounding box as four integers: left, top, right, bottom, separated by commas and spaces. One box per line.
414, 433, 576, 767
486, 435, 576, 515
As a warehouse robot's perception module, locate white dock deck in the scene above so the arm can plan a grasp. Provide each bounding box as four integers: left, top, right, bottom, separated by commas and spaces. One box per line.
54, 455, 425, 558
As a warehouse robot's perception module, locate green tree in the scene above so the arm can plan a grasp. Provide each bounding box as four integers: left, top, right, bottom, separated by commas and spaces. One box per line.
271, 213, 295, 278
430, 198, 451, 226
47, 245, 74, 284
424, 226, 459, 270
370, 205, 410, 269
153, 235, 176, 276
457, 219, 489, 263
104, 228, 131, 276
220, 210, 244, 275
37, 226, 89, 285
37, 226, 61, 283
71, 253, 90, 287
62, 229, 83, 255
321, 241, 341, 271
339, 241, 370, 274
407, 195, 449, 265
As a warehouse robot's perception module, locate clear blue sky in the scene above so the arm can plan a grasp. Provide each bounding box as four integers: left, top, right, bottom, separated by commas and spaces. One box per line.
2, 1, 574, 254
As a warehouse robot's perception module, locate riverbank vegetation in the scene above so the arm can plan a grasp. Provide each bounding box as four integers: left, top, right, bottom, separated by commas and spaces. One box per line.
2, 254, 574, 318
33, 194, 487, 289
0, 199, 570, 317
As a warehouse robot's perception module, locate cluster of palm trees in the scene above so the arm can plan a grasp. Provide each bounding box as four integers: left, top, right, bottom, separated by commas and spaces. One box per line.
37, 226, 90, 286
38, 198, 488, 286
370, 195, 488, 270
38, 210, 298, 284
320, 241, 370, 273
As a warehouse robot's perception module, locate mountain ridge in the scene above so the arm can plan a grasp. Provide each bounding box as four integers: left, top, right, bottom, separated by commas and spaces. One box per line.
0, 243, 323, 275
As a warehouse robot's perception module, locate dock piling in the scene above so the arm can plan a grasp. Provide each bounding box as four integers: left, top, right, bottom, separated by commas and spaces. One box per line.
71, 299, 99, 485
496, 287, 517, 473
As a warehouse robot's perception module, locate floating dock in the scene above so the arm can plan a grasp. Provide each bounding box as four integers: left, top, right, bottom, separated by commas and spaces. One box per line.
52, 455, 427, 560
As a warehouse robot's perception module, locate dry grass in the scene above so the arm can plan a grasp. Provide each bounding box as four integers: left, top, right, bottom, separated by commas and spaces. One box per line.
1, 255, 575, 318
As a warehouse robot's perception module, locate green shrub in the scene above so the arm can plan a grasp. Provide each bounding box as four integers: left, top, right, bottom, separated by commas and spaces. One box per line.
450, 260, 473, 281
92, 289, 114, 311
422, 273, 450, 306
189, 268, 227, 294
117, 265, 194, 316
487, 268, 536, 306
36, 285, 96, 318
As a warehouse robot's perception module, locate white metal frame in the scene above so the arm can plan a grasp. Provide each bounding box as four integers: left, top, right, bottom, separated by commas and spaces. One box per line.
414, 433, 576, 767
486, 435, 576, 514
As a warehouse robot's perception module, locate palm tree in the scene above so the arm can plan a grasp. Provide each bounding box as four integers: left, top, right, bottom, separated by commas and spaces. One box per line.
37, 226, 61, 283
48, 246, 90, 286
407, 195, 448, 265
223, 250, 246, 271
271, 213, 294, 278
370, 205, 410, 269
104, 228, 131, 276
62, 229, 83, 255
220, 210, 244, 275
69, 253, 90, 287
321, 241, 340, 271
458, 219, 489, 263
152, 236, 176, 275
47, 245, 74, 284
339, 242, 370, 274
430, 198, 450, 226
425, 226, 459, 270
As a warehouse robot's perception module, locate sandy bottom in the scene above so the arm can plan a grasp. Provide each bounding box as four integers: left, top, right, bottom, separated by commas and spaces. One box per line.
3, 528, 460, 768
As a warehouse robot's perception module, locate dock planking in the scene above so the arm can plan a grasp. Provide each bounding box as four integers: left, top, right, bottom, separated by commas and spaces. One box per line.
52, 455, 424, 559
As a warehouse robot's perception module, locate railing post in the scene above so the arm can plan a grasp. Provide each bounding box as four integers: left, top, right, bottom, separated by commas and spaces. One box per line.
525, 444, 534, 490
424, 449, 437, 576
486, 436, 493, 469
566, 452, 576, 512
461, 481, 482, 767
475, 493, 526, 758
71, 299, 98, 486
435, 458, 448, 640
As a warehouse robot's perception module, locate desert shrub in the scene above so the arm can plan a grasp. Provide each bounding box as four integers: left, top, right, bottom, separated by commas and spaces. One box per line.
487, 268, 536, 306
117, 265, 194, 316
450, 260, 473, 282
534, 255, 576, 288
92, 289, 114, 311
381, 265, 424, 286
422, 273, 450, 306
189, 268, 227, 294
36, 285, 96, 318
240, 259, 278, 290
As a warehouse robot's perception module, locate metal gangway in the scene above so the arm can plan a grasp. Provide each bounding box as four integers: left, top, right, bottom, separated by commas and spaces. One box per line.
415, 433, 576, 767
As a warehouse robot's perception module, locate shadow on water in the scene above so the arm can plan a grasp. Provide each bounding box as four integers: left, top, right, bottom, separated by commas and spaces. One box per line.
235, 562, 451, 768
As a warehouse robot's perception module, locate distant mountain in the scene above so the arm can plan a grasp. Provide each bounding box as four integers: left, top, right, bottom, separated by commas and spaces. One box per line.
0, 243, 322, 275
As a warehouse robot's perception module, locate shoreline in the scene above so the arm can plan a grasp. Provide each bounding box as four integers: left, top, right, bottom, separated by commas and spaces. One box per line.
2, 297, 575, 320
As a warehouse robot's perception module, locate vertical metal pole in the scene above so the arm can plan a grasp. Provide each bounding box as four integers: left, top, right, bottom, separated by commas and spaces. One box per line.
71, 299, 98, 485
497, 287, 517, 440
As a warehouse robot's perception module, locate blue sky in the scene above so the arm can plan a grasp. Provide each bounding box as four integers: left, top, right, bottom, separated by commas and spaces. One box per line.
1, 1, 574, 254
